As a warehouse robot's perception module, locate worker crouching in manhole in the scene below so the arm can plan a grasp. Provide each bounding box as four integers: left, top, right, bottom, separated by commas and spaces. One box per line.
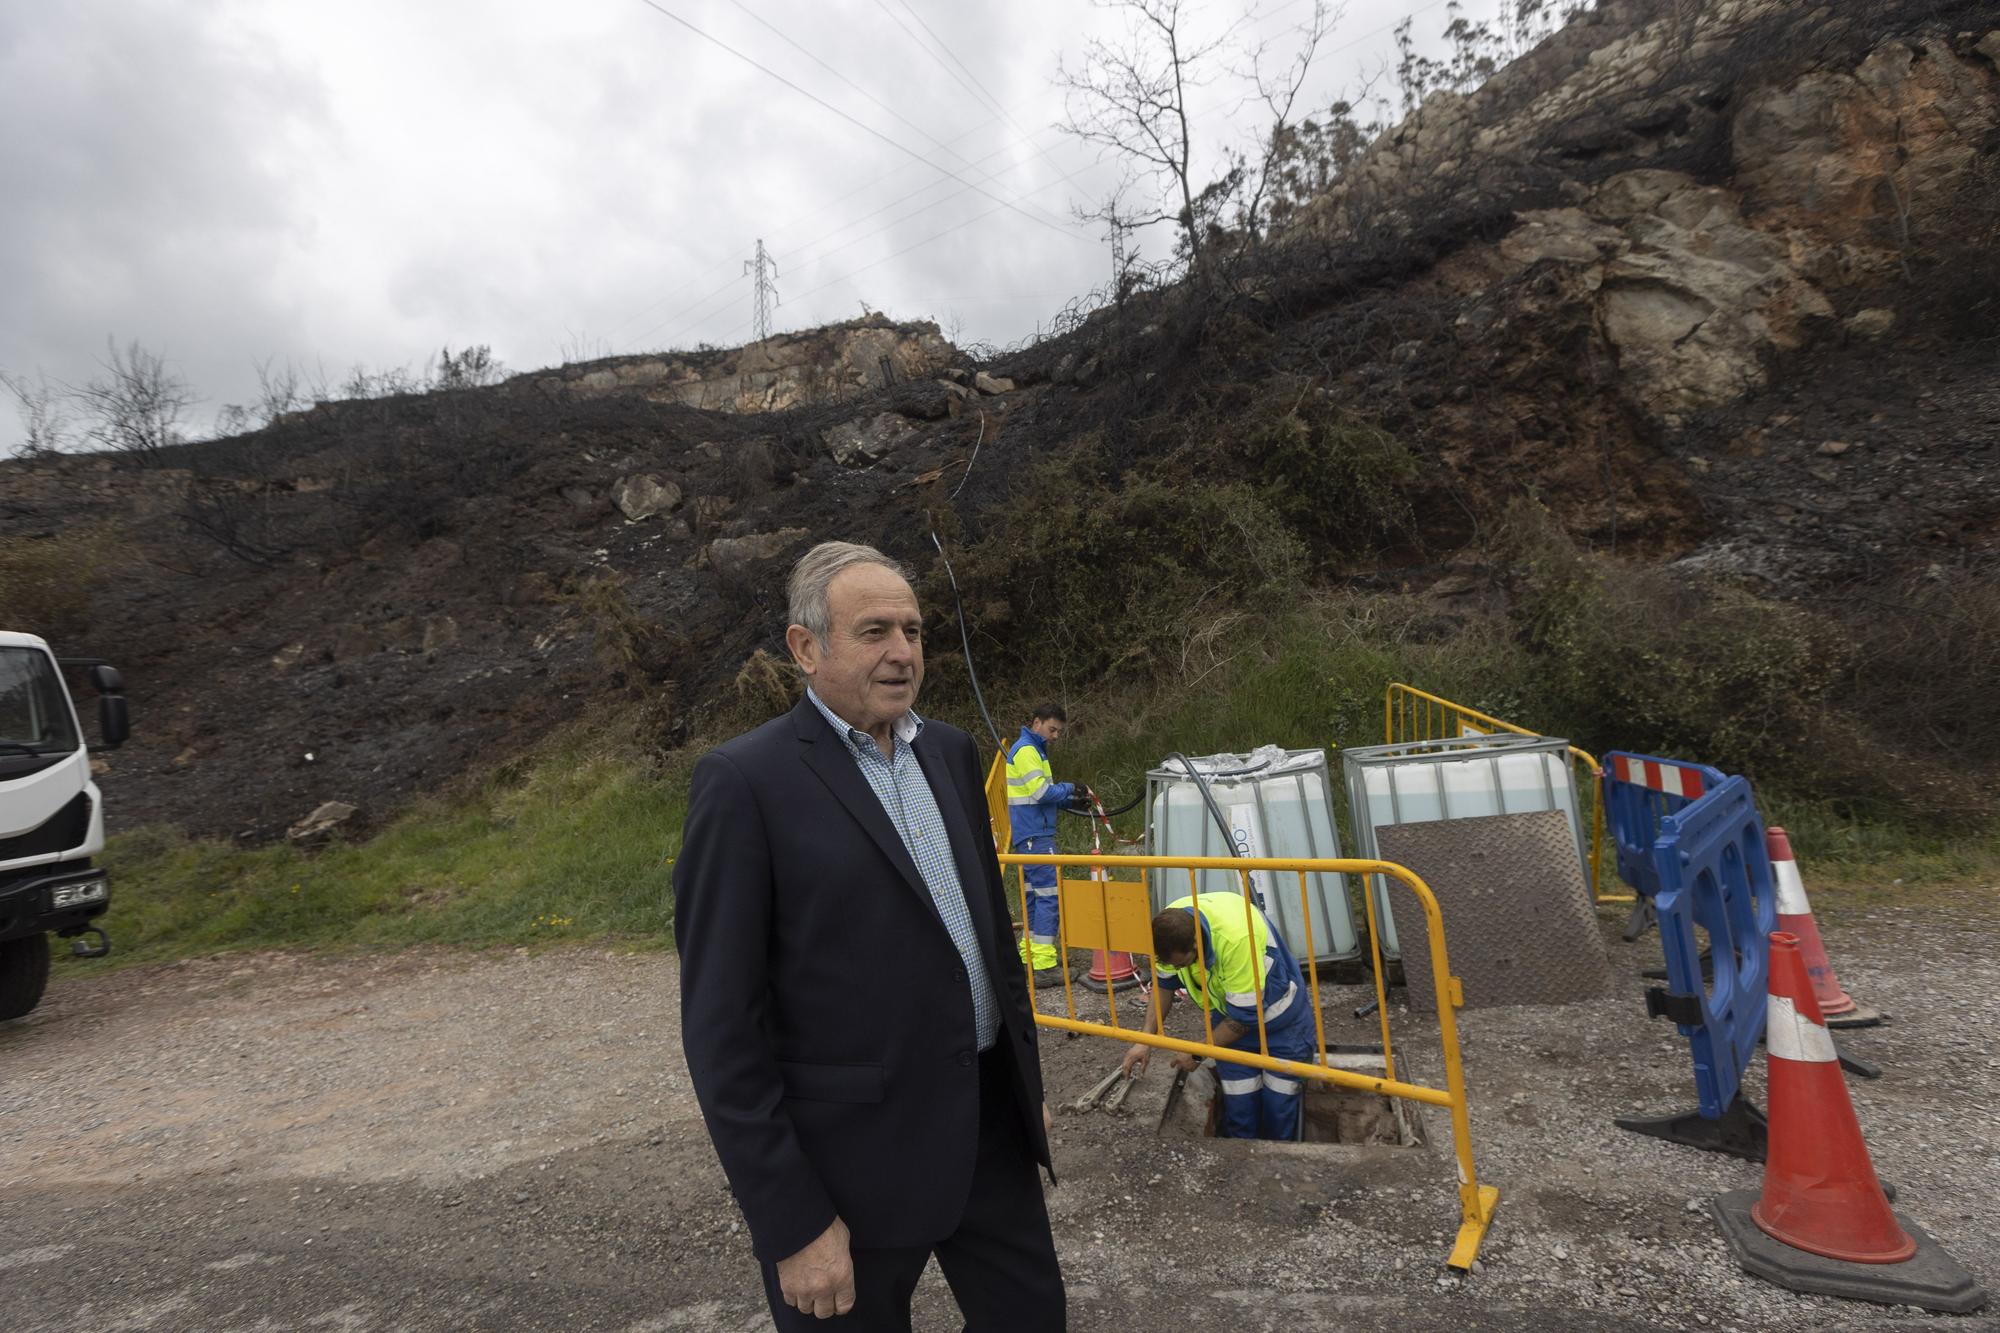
1121, 893, 1316, 1140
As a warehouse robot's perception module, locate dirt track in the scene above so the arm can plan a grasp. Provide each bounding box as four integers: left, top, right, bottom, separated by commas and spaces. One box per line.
3, 886, 1996, 1331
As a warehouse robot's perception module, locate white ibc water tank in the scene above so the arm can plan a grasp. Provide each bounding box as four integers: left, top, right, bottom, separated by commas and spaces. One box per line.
1144, 746, 1360, 964
1340, 734, 1585, 959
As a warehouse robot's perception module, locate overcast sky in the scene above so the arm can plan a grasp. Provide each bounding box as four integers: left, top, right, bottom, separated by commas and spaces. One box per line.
0, 0, 1500, 450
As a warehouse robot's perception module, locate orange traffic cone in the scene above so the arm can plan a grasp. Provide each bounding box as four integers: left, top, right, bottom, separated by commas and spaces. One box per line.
1709, 933, 1986, 1313
1084, 948, 1143, 990
1767, 827, 1882, 1028
1752, 932, 1910, 1262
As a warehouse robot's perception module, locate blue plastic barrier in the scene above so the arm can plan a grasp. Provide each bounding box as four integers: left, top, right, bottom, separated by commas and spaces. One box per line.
1608, 766, 1778, 1160
1601, 751, 1728, 900
1650, 775, 1775, 1117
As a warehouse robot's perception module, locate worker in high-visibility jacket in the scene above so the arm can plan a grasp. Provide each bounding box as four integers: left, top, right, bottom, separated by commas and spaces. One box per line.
1006, 703, 1076, 985
1119, 892, 1316, 1140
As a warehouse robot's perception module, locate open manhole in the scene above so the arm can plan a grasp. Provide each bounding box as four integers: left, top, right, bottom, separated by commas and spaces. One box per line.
1158, 1050, 1426, 1147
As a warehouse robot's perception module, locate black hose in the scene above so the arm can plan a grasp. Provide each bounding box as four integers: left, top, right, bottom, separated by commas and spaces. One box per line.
1062, 789, 1144, 819
928, 531, 1003, 752
1164, 751, 1242, 858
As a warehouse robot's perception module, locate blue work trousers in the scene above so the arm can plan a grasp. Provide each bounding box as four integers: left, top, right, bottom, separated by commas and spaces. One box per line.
1213, 1011, 1315, 1141
1012, 836, 1060, 950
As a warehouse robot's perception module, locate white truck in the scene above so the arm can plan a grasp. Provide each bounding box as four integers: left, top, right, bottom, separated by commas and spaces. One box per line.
0, 630, 129, 1020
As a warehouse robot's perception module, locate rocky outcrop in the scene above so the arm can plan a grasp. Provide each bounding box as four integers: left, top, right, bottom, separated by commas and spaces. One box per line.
1306, 5, 1999, 425
1489, 173, 1835, 422
551, 316, 956, 415
612, 473, 682, 521
287, 800, 357, 843
823, 413, 920, 466
708, 528, 810, 587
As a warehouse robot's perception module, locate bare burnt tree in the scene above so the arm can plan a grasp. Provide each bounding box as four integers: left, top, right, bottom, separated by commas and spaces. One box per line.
433, 344, 504, 390
254, 357, 308, 426
1056, 0, 1241, 283
1231, 1, 1338, 252
72, 338, 196, 464
1, 369, 73, 458
177, 474, 293, 567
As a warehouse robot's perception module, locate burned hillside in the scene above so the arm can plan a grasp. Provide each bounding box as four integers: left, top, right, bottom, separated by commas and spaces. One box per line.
3, 0, 1997, 842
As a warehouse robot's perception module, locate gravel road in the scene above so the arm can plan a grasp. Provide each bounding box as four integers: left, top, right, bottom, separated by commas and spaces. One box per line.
3, 884, 1995, 1331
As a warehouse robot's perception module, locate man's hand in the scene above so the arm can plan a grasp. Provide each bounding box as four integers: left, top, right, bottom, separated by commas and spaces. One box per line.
776, 1217, 856, 1320
1168, 1051, 1200, 1074
1120, 1042, 1151, 1078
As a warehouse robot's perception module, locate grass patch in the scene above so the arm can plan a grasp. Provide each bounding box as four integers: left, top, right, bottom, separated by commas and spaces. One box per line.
59, 594, 1996, 981
57, 721, 689, 979
931, 596, 2000, 886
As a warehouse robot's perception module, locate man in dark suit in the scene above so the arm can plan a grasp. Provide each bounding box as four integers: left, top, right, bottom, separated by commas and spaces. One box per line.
674, 541, 1065, 1329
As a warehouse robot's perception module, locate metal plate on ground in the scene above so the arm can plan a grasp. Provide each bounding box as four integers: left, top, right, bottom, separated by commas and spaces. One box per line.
1376, 809, 1614, 1012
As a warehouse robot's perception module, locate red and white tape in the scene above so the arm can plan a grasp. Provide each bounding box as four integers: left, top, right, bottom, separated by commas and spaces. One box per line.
1612, 754, 1707, 799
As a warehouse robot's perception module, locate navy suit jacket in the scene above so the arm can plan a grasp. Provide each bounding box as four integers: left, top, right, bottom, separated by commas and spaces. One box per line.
673, 696, 1053, 1262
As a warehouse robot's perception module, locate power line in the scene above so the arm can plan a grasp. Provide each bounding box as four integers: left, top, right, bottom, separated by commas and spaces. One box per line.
720, 0, 1074, 234
620, 121, 1073, 352
870, 0, 1005, 121
604, 103, 1020, 340
887, 0, 1079, 193
632, 0, 1086, 245
624, 0, 1461, 353
626, 272, 747, 351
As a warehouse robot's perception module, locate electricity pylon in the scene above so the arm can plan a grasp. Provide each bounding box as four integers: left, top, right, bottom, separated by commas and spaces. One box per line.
745, 239, 779, 342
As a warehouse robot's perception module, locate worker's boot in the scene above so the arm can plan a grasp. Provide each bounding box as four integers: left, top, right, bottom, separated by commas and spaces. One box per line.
1021, 939, 1068, 987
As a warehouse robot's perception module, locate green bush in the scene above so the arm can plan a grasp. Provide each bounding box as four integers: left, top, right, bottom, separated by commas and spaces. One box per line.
1233, 387, 1420, 554
0, 528, 113, 638
942, 438, 1306, 684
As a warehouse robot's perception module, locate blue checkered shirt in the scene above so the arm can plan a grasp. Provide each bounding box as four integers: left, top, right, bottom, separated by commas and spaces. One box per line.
807, 689, 1001, 1051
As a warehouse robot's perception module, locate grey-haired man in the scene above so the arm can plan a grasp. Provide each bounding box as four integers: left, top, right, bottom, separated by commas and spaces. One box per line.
674, 541, 1065, 1329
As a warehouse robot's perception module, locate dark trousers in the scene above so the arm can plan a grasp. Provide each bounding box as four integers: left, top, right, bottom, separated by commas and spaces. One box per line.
760, 1045, 1066, 1332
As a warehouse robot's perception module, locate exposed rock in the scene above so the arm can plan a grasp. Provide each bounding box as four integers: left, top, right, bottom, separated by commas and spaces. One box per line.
1733, 40, 1998, 269
563, 316, 954, 415
559, 485, 596, 511
1978, 32, 2000, 67
823, 413, 921, 466
1817, 440, 1852, 456
1585, 169, 1696, 224
1845, 307, 1897, 339
612, 474, 682, 521
1492, 176, 1834, 420
1500, 207, 1623, 266
270, 643, 306, 673
973, 372, 1015, 395
708, 529, 810, 586
288, 800, 358, 843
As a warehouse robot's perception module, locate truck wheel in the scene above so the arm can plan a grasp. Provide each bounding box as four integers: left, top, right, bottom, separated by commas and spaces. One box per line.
0, 933, 52, 1020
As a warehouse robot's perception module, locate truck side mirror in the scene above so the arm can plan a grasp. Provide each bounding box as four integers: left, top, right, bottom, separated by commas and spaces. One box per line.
98, 695, 130, 750
90, 665, 124, 694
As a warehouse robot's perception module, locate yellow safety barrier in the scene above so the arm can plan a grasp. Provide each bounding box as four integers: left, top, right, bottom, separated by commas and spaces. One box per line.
1001, 849, 1501, 1271
1383, 682, 1627, 904
983, 751, 1010, 849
